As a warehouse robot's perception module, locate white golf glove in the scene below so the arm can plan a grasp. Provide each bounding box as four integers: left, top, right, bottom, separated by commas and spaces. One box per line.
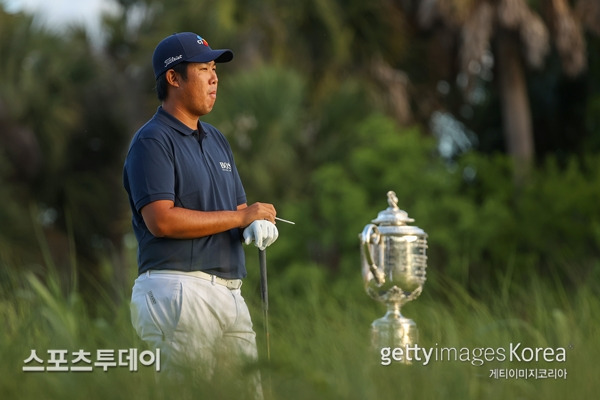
243, 220, 279, 250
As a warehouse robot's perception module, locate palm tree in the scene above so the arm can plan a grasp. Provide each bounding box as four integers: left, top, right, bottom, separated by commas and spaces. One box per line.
405, 0, 596, 177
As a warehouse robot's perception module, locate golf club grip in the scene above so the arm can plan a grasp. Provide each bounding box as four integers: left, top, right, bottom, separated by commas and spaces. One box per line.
259, 249, 268, 310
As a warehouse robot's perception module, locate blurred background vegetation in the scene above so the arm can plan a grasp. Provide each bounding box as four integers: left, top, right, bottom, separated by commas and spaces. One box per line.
1, 0, 600, 398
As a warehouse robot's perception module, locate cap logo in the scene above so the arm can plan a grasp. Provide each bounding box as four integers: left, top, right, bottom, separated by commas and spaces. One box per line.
164, 54, 183, 67
196, 35, 209, 46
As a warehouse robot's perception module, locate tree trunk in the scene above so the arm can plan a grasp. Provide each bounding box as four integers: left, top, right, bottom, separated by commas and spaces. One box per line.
496, 30, 534, 179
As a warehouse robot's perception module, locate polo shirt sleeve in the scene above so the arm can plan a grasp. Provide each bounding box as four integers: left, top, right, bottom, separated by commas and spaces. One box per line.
125, 137, 175, 214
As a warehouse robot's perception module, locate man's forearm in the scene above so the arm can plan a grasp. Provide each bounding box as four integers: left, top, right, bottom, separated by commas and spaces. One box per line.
141, 200, 246, 239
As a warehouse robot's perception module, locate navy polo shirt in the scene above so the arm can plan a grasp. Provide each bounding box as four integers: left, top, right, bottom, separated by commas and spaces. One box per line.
123, 107, 247, 278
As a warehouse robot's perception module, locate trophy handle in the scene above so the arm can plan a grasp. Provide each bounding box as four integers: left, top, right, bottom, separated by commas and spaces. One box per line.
360, 224, 386, 286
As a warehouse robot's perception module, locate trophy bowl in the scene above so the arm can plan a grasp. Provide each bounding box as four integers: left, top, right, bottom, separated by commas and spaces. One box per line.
364, 224, 427, 299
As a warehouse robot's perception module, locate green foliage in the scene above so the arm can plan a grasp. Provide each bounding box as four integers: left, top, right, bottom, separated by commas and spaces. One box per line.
3, 0, 600, 296
1, 258, 598, 399
256, 110, 600, 293
1, 2, 600, 396
443, 153, 600, 288
0, 7, 132, 290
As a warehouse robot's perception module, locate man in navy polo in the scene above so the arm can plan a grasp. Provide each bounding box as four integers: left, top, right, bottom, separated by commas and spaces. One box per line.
123, 32, 277, 396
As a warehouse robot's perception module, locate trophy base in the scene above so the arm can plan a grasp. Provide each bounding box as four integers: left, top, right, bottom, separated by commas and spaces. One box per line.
371, 305, 418, 364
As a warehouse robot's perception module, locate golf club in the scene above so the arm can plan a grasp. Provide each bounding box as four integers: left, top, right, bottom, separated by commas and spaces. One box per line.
258, 248, 270, 361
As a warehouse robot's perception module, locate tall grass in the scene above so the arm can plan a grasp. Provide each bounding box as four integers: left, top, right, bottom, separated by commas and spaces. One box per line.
1, 255, 597, 399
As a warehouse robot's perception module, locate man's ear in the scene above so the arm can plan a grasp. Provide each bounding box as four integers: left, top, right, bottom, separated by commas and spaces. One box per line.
165, 69, 180, 88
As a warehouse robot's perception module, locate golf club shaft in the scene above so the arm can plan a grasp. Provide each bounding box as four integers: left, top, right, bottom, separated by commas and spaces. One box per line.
258, 249, 270, 361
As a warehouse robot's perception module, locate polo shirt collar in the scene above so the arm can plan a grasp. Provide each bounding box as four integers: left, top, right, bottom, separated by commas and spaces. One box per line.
155, 106, 201, 137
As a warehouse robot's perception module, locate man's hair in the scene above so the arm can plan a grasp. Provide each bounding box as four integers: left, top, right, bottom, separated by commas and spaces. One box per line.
155, 62, 189, 101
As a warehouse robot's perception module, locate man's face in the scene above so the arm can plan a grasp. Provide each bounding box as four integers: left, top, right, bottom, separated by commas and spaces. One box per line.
178, 61, 219, 117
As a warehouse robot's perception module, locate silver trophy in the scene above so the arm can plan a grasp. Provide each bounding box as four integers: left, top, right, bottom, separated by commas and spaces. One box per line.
360, 191, 428, 357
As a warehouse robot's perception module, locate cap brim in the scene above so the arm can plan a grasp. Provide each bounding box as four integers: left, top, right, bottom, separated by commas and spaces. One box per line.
188, 49, 233, 64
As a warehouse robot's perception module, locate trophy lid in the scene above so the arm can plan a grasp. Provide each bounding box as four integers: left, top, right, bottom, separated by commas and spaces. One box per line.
371, 191, 415, 226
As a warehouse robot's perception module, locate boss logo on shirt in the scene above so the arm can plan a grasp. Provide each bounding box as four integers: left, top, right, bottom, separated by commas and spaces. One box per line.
219, 162, 232, 172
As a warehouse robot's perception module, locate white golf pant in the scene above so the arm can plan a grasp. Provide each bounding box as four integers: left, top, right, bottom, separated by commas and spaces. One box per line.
130, 270, 261, 391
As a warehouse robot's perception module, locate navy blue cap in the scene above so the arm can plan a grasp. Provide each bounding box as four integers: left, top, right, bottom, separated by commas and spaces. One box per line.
152, 32, 233, 79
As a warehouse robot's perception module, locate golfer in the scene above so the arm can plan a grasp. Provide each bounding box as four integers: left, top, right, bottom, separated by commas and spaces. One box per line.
123, 32, 277, 396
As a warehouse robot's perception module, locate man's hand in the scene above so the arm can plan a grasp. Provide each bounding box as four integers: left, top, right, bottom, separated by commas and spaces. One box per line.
238, 202, 276, 226
243, 220, 279, 250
